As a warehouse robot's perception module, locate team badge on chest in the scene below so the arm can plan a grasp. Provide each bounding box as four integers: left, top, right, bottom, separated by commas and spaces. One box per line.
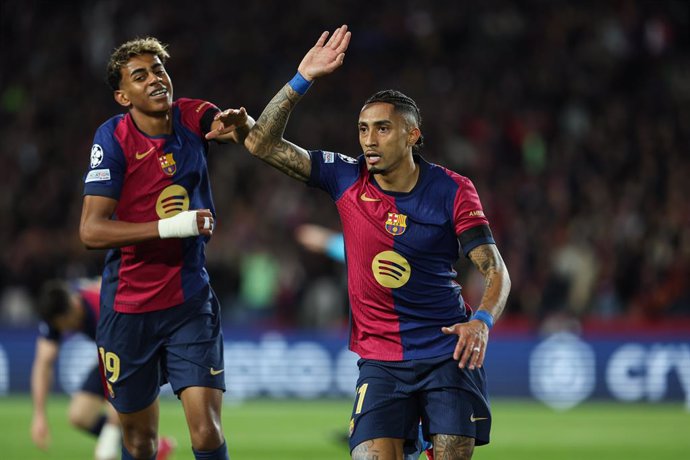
385, 212, 408, 236
159, 152, 177, 176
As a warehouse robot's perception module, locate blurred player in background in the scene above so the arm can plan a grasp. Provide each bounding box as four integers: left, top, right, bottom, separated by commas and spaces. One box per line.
79, 37, 252, 460
295, 224, 346, 262
30, 279, 175, 460
240, 25, 511, 459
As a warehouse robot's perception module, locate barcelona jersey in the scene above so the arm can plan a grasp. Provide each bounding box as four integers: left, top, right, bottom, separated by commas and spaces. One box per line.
83, 99, 219, 313
308, 151, 495, 360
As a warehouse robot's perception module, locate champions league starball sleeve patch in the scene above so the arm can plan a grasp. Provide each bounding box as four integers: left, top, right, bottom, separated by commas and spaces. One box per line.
90, 144, 104, 168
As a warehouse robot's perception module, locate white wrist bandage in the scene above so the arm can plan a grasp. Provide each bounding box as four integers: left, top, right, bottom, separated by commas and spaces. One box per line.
158, 211, 200, 239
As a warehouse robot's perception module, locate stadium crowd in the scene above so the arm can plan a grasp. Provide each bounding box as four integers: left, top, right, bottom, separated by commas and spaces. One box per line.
1, 0, 689, 330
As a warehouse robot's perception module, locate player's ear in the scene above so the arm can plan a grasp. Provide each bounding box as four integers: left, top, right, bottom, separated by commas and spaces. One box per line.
408, 127, 421, 147
114, 90, 131, 108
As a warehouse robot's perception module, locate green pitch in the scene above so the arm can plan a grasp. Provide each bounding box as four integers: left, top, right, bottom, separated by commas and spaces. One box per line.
2, 395, 688, 459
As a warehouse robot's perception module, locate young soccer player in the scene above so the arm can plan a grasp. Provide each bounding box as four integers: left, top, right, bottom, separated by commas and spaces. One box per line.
80, 37, 252, 460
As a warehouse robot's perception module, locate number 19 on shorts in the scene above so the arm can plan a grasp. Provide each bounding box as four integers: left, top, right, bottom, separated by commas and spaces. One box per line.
98, 347, 121, 383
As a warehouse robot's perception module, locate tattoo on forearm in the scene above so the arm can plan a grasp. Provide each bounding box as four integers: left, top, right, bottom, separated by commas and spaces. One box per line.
246, 84, 311, 181
433, 434, 475, 459
469, 244, 511, 320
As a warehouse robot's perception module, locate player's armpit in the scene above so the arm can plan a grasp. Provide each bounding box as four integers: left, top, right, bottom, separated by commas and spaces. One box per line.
468, 244, 511, 322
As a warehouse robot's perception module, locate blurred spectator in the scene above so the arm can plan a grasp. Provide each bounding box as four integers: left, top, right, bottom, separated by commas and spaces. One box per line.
1, 0, 689, 329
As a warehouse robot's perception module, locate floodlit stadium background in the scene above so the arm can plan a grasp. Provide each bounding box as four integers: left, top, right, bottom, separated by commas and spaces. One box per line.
0, 0, 688, 451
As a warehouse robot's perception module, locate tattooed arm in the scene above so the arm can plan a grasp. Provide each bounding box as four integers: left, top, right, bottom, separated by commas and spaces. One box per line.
244, 25, 351, 182
468, 243, 511, 323
244, 85, 313, 181
442, 243, 511, 369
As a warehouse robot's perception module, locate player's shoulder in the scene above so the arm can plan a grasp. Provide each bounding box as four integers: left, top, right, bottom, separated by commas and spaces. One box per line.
312, 150, 363, 167
174, 98, 216, 115
95, 113, 126, 136
427, 159, 474, 188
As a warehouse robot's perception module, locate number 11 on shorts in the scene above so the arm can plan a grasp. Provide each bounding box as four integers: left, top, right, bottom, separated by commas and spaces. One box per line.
355, 383, 369, 414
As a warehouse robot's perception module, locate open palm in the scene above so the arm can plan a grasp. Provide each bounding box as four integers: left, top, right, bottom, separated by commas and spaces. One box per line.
298, 25, 351, 80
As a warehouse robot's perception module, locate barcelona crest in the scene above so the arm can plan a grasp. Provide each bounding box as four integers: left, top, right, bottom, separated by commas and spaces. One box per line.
385, 212, 407, 236
159, 152, 176, 176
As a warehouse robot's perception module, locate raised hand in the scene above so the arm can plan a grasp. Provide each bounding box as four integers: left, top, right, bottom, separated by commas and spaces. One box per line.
297, 25, 351, 81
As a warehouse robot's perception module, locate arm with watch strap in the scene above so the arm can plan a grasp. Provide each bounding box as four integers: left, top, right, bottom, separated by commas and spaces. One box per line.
243, 25, 351, 182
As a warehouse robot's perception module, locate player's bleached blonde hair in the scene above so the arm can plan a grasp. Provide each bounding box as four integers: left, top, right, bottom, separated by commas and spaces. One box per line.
106, 37, 170, 90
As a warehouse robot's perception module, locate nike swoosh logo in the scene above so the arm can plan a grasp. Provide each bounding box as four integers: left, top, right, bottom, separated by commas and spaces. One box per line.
360, 192, 381, 202
135, 147, 155, 160
470, 414, 488, 422
210, 368, 224, 376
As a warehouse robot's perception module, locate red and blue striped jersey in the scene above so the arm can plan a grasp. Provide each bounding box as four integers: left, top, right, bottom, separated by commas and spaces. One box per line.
308, 151, 495, 361
83, 99, 219, 313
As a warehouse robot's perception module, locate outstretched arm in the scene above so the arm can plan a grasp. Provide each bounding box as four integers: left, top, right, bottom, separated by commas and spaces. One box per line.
244, 25, 351, 182
205, 107, 255, 144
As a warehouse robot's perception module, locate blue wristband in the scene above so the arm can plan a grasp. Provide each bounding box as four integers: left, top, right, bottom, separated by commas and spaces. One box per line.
288, 71, 313, 96
471, 310, 494, 330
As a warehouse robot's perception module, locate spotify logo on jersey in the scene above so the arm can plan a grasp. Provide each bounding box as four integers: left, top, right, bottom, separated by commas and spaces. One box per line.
372, 251, 411, 288
156, 184, 190, 218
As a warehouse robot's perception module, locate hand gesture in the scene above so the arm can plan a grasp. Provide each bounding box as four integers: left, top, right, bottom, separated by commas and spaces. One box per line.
205, 107, 249, 140
442, 319, 489, 369
297, 25, 351, 81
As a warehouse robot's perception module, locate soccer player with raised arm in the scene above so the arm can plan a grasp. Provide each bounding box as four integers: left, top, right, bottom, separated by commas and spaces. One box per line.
80, 37, 252, 460
237, 26, 511, 460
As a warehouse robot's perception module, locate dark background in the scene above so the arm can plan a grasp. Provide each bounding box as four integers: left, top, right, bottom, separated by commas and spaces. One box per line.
1, 0, 689, 331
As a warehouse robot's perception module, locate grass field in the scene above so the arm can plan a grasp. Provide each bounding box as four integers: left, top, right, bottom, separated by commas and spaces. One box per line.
2, 395, 688, 459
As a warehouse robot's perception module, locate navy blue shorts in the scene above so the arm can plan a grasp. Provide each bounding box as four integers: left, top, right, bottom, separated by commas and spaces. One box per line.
348, 355, 491, 454
80, 365, 106, 396
96, 285, 226, 413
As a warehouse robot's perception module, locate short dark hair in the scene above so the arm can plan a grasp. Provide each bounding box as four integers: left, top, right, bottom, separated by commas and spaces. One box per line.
106, 37, 170, 91
364, 89, 424, 149
37, 280, 72, 324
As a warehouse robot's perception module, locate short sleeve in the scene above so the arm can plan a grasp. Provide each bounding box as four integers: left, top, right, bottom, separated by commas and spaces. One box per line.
38, 321, 61, 342
176, 98, 220, 137
82, 119, 126, 200
307, 150, 361, 201
453, 176, 495, 256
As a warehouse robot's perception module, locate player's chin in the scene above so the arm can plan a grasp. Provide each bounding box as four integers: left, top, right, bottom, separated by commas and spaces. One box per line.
367, 165, 385, 175
148, 96, 172, 111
